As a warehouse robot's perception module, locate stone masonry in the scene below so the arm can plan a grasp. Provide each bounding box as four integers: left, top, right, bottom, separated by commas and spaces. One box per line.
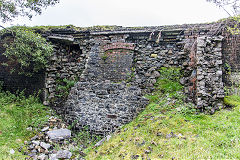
63, 35, 148, 135
0, 22, 232, 134
196, 36, 224, 112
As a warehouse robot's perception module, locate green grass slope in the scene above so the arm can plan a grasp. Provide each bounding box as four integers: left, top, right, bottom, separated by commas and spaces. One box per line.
86, 68, 240, 160
0, 91, 51, 159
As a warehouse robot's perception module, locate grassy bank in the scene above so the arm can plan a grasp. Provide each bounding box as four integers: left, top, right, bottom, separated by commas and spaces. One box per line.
86, 68, 240, 159
0, 91, 51, 159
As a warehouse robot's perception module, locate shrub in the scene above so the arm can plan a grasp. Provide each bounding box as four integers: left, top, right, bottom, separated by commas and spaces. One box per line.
3, 27, 53, 76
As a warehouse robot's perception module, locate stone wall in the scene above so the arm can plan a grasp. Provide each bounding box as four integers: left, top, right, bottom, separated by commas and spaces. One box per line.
57, 24, 226, 134
133, 33, 188, 92
0, 23, 231, 134
44, 42, 88, 106
196, 36, 224, 113
63, 35, 149, 135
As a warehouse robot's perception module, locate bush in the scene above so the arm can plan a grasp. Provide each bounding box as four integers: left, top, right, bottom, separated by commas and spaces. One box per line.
3, 27, 53, 76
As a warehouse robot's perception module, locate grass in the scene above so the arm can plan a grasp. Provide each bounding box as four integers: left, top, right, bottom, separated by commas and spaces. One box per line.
1, 67, 240, 159
0, 87, 100, 160
0, 90, 51, 159
85, 68, 240, 160
0, 25, 124, 34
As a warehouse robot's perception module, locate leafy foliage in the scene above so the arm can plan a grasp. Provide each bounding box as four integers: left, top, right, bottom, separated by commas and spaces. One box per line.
55, 78, 77, 99
3, 27, 53, 76
225, 15, 240, 34
0, 0, 59, 22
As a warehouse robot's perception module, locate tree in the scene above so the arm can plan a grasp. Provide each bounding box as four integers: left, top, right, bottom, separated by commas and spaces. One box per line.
0, 0, 59, 23
0, 0, 59, 76
207, 0, 240, 16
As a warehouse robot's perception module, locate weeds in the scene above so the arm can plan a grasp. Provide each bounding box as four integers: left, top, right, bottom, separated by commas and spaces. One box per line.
55, 78, 77, 99
0, 89, 51, 159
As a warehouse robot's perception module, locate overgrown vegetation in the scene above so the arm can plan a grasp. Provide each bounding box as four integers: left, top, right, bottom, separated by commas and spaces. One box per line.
100, 52, 109, 62
0, 82, 102, 159
224, 15, 240, 35
2, 27, 53, 76
0, 25, 125, 33
224, 94, 240, 106
0, 88, 52, 159
86, 67, 240, 159
55, 77, 78, 100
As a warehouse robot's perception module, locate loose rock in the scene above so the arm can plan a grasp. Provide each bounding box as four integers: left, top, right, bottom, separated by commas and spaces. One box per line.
9, 149, 15, 154
40, 142, 51, 150
56, 150, 72, 159
47, 129, 71, 140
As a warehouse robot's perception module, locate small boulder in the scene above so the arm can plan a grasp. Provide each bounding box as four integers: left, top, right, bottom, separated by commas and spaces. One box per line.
41, 127, 49, 132
40, 142, 51, 150
49, 154, 58, 160
94, 135, 111, 147
47, 129, 71, 140
32, 140, 40, 146
145, 149, 151, 154
9, 149, 15, 154
26, 127, 33, 131
56, 150, 72, 159
131, 155, 140, 159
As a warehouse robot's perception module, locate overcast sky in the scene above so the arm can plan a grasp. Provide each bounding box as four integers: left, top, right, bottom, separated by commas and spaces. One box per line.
4, 0, 229, 27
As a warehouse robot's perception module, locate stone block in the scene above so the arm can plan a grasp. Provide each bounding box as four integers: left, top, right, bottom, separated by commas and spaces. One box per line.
47, 129, 71, 140
56, 150, 72, 159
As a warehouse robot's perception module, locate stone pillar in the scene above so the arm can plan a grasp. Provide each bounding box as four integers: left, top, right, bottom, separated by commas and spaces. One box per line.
196, 36, 224, 112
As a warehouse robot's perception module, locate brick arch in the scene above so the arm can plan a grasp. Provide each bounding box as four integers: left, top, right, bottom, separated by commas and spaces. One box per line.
102, 42, 135, 51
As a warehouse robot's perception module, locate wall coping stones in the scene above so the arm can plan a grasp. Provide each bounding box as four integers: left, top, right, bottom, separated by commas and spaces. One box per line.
44, 22, 221, 38
48, 35, 74, 43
